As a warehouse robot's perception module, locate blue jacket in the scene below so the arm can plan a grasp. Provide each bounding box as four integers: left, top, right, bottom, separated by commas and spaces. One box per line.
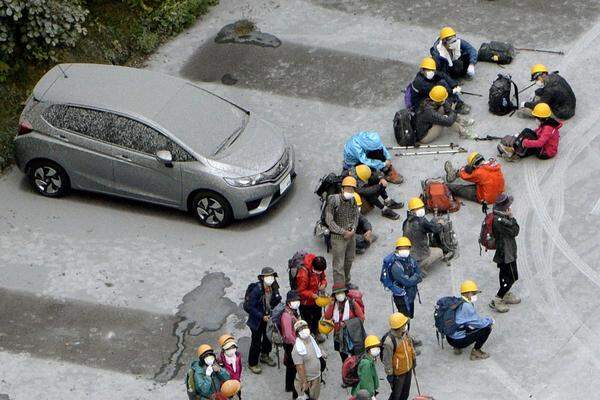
380, 253, 422, 304
190, 360, 231, 398
244, 281, 282, 332
343, 131, 391, 170
430, 38, 478, 75
449, 298, 493, 340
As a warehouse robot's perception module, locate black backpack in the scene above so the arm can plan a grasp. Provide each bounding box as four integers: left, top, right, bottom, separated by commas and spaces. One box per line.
242, 282, 260, 313
478, 41, 515, 64
489, 74, 519, 116
433, 296, 465, 347
287, 250, 307, 290
314, 173, 343, 200
393, 109, 416, 146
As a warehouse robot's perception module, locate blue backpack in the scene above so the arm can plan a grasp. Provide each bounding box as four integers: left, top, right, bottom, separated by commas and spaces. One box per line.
433, 296, 465, 347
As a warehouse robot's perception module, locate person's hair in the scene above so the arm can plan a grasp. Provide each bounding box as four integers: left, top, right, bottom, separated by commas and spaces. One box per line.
313, 256, 327, 271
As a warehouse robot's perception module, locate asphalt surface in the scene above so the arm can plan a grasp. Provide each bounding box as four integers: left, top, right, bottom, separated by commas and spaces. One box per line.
1, 0, 600, 398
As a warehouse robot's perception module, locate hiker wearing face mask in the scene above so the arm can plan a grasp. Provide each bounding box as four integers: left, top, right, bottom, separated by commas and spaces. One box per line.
325, 177, 360, 288
444, 151, 505, 204
415, 86, 476, 144
382, 313, 416, 400
489, 194, 521, 313
323, 284, 366, 362
343, 131, 404, 184
447, 280, 494, 360
243, 267, 282, 374
402, 197, 445, 275
297, 254, 328, 343
408, 57, 470, 114
354, 193, 378, 255
430, 27, 478, 80
292, 320, 325, 400
187, 344, 231, 400
218, 334, 242, 397
281, 290, 302, 399
519, 64, 576, 120
351, 335, 382, 398
345, 164, 404, 220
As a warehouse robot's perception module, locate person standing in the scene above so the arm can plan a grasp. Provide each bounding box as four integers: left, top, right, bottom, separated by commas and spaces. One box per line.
382, 313, 416, 400
323, 284, 365, 362
187, 344, 231, 400
292, 320, 324, 400
325, 176, 360, 288
489, 194, 521, 313
297, 254, 328, 342
217, 334, 242, 399
351, 335, 381, 398
281, 290, 302, 399
243, 267, 282, 374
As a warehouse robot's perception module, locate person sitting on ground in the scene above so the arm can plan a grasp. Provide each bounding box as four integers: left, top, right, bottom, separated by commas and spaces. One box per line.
353, 193, 378, 255
382, 313, 417, 400
402, 197, 445, 275
444, 151, 505, 204
430, 26, 478, 80
351, 335, 382, 398
297, 254, 328, 343
343, 131, 403, 184
519, 64, 576, 120
216, 380, 242, 400
217, 334, 242, 398
188, 344, 231, 400
292, 320, 325, 400
346, 164, 403, 220
408, 56, 470, 114
414, 86, 476, 144
499, 103, 562, 160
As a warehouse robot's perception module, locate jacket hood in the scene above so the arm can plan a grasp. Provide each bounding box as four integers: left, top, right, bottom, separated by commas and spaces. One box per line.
190, 360, 205, 370
354, 131, 384, 151
541, 118, 562, 129
303, 253, 316, 271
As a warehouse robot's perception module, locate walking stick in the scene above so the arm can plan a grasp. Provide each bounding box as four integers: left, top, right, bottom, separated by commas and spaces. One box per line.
386, 143, 458, 150
461, 91, 483, 97
515, 47, 565, 55
413, 368, 422, 396
518, 82, 536, 94
394, 148, 467, 157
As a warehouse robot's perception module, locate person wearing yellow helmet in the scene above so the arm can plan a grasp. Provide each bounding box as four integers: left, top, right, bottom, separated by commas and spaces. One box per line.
186, 344, 231, 400
292, 320, 324, 399
352, 193, 378, 255
443, 152, 505, 204
345, 164, 404, 220
218, 334, 243, 394
382, 313, 417, 400
430, 26, 478, 79
446, 280, 494, 361
519, 64, 575, 120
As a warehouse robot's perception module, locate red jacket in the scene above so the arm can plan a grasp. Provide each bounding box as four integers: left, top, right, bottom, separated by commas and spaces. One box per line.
297, 254, 327, 306
323, 295, 365, 332
522, 119, 562, 158
459, 162, 505, 204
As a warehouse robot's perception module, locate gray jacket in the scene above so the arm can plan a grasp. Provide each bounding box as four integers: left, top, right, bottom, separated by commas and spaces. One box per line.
492, 210, 519, 264
325, 194, 359, 237
415, 99, 457, 140
402, 213, 443, 261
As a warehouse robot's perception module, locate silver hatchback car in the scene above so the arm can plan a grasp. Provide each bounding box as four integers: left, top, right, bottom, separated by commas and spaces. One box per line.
15, 64, 295, 228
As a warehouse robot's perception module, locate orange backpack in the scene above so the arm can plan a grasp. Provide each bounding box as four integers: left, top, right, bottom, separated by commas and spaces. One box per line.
421, 178, 461, 213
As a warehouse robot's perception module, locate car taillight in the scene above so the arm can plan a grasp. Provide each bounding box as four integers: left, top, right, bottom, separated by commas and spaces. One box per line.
18, 120, 33, 135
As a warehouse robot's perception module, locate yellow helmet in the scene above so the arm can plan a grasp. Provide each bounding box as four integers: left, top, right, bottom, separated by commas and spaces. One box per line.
429, 85, 448, 103
220, 380, 241, 397
407, 197, 425, 211
218, 334, 235, 348
355, 164, 372, 182
439, 26, 456, 40
531, 103, 552, 118
460, 280, 480, 294
395, 236, 412, 248
353, 193, 363, 207
341, 176, 357, 188
364, 334, 382, 349
530, 63, 548, 78
318, 319, 335, 335
420, 57, 436, 71
467, 151, 484, 166
197, 344, 213, 358
315, 295, 332, 308
388, 312, 409, 329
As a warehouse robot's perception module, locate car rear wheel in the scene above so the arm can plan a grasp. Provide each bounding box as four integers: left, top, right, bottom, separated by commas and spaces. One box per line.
192, 191, 233, 228
28, 160, 70, 198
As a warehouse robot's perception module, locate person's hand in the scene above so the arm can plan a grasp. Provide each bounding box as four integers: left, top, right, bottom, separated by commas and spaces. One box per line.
206, 366, 213, 376
301, 380, 309, 392
318, 282, 327, 291
364, 230, 372, 243
212, 364, 221, 372
467, 64, 475, 77
385, 159, 392, 168
453, 86, 462, 94
379, 178, 388, 188
263, 315, 270, 322
343, 229, 354, 240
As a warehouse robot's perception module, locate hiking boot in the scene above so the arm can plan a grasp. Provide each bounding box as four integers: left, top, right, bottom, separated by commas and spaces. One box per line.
385, 170, 404, 184
415, 347, 422, 356
411, 337, 423, 347
453, 347, 462, 355
459, 127, 479, 140
489, 296, 509, 313
457, 116, 475, 126
470, 348, 490, 361
444, 161, 458, 183
260, 353, 276, 367
248, 364, 262, 374
384, 198, 404, 209
456, 102, 471, 115
316, 333, 327, 343
503, 292, 522, 305
356, 247, 366, 255
382, 208, 400, 220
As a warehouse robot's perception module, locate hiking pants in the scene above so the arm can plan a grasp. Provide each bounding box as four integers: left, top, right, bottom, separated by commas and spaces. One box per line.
447, 325, 492, 350
393, 296, 415, 319
447, 53, 471, 79
300, 304, 322, 336
363, 185, 389, 210
497, 261, 519, 298
331, 234, 356, 286
447, 178, 478, 202
516, 129, 551, 159
294, 376, 321, 400
248, 320, 272, 367
420, 121, 465, 144
388, 371, 412, 400
417, 247, 444, 272
283, 343, 298, 398
355, 234, 369, 252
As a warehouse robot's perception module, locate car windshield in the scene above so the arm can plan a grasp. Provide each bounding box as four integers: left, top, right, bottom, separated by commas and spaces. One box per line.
154, 84, 247, 156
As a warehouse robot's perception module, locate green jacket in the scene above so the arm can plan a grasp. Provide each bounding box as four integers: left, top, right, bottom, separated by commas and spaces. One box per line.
351, 354, 379, 396
190, 360, 231, 398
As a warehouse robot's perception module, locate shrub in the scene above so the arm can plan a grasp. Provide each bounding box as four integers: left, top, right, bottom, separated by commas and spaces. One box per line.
149, 0, 217, 36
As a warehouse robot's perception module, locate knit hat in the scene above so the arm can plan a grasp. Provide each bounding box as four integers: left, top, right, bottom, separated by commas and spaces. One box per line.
294, 319, 309, 332
494, 193, 514, 211
286, 290, 300, 303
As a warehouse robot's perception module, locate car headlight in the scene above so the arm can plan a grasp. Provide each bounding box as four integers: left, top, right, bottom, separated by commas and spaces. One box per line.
224, 174, 265, 187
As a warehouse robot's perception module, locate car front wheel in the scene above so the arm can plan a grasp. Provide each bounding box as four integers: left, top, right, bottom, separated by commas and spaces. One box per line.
192, 191, 233, 228
28, 160, 70, 198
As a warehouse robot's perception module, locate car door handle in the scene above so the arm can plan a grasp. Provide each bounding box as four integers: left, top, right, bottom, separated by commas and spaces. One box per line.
55, 134, 69, 142
117, 154, 131, 160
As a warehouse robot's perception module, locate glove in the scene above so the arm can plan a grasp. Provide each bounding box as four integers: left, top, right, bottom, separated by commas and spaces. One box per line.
464, 165, 474, 174
205, 366, 213, 376
520, 101, 526, 108
467, 64, 475, 77
453, 86, 462, 94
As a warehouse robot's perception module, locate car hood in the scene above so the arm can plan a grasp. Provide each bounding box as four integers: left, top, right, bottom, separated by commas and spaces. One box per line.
207, 116, 286, 176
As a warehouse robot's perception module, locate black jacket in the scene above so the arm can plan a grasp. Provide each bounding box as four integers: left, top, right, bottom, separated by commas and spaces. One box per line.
492, 211, 520, 264
356, 214, 372, 235
402, 213, 443, 261
344, 167, 385, 199
525, 73, 576, 120
410, 71, 457, 109
415, 99, 457, 141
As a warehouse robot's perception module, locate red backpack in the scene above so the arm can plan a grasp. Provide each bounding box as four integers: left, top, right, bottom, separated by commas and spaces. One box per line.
341, 354, 364, 387
479, 213, 496, 252
421, 179, 461, 213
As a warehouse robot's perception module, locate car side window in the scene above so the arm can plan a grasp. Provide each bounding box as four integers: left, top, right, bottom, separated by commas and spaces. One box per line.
44, 104, 113, 142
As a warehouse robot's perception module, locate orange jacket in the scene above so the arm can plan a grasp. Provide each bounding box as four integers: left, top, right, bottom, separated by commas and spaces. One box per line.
297, 254, 327, 306
458, 162, 505, 204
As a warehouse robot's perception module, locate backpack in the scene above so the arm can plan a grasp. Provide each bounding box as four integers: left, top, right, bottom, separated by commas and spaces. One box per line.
489, 74, 519, 116
185, 367, 200, 400
433, 296, 465, 346
268, 302, 286, 346
479, 213, 496, 252
421, 179, 461, 213
341, 354, 365, 387
288, 251, 307, 290
477, 41, 515, 64
393, 109, 416, 146
315, 173, 343, 200
404, 83, 414, 109
242, 282, 260, 313
428, 215, 458, 258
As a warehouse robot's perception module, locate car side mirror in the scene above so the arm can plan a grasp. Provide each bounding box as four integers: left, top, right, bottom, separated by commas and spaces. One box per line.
156, 150, 173, 168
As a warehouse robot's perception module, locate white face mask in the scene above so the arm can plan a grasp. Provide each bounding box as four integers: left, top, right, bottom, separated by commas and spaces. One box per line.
225, 348, 237, 357
204, 355, 215, 366
343, 192, 354, 200
470, 295, 478, 303
425, 71, 435, 80
415, 208, 426, 218
298, 328, 311, 340
536, 79, 544, 87
358, 207, 362, 213
369, 347, 381, 357
396, 249, 410, 258
335, 293, 346, 302
289, 301, 300, 310
263, 276, 275, 286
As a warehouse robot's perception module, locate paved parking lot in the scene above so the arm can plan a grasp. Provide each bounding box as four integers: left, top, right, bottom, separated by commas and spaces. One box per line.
1, 0, 600, 398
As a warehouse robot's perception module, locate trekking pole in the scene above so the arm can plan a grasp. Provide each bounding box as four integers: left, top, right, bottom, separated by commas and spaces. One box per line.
474, 135, 503, 141
518, 82, 536, 94
461, 91, 483, 97
394, 148, 467, 157
515, 47, 565, 55
413, 368, 422, 396
386, 143, 458, 150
